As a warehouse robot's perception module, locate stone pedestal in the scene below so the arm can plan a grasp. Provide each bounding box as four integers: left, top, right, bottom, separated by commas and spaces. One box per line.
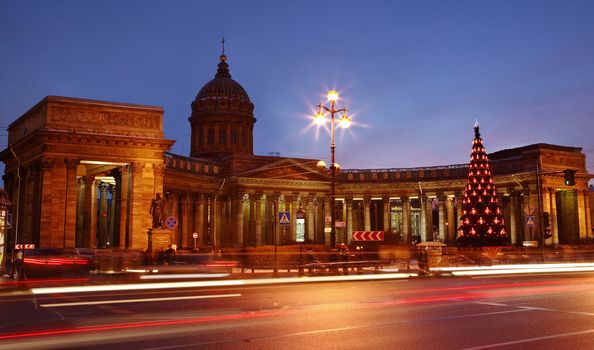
148, 228, 172, 252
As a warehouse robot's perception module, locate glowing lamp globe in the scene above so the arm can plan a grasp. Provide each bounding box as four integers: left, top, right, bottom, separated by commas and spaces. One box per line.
338, 115, 351, 128
327, 90, 339, 102
314, 112, 326, 125
316, 160, 327, 173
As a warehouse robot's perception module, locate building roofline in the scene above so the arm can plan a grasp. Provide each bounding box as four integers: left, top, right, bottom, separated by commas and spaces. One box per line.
9, 95, 164, 131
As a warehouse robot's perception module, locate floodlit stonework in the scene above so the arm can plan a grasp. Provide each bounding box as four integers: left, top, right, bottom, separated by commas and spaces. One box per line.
1, 56, 592, 251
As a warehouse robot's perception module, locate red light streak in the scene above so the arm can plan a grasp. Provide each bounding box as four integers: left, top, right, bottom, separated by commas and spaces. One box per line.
24, 257, 89, 266
0, 277, 89, 286
0, 310, 283, 340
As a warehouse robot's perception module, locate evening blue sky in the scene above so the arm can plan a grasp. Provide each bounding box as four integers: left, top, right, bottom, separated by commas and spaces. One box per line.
1, 1, 593, 181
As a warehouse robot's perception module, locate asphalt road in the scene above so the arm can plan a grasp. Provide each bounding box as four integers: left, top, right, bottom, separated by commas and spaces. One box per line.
1, 272, 594, 350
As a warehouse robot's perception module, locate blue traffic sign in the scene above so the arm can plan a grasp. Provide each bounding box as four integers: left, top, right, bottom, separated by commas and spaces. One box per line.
526, 215, 536, 227
278, 211, 290, 225
165, 215, 178, 229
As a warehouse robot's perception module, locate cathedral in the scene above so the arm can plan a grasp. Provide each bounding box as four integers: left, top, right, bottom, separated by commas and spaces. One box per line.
1, 53, 592, 254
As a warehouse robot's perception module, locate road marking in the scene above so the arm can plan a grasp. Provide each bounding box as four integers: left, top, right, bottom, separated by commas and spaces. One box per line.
473, 301, 509, 307
461, 328, 594, 349
39, 293, 241, 308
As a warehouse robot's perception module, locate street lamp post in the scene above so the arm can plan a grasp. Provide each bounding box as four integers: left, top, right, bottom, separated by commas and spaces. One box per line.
314, 90, 351, 249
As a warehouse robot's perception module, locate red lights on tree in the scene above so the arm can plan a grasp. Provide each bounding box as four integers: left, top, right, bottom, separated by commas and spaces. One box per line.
457, 122, 509, 247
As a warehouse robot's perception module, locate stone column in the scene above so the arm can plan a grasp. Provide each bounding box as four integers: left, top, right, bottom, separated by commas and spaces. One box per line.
542, 187, 551, 215
549, 188, 559, 245
341, 200, 347, 244
128, 162, 147, 250
169, 192, 179, 246
223, 196, 233, 247
108, 184, 116, 247
508, 191, 518, 245
98, 181, 109, 248
76, 178, 85, 247
248, 195, 256, 245
419, 195, 427, 242
236, 193, 245, 247
541, 187, 551, 246
346, 196, 353, 244
82, 175, 97, 248
438, 195, 446, 241
363, 196, 371, 232
446, 196, 455, 244
578, 190, 588, 240
39, 159, 55, 247
255, 194, 263, 246
278, 195, 287, 244
456, 194, 463, 237
181, 192, 190, 249
584, 190, 592, 238
323, 197, 331, 245
194, 194, 205, 245
402, 196, 411, 243
214, 195, 223, 250
425, 197, 433, 241
383, 196, 390, 236
117, 166, 129, 249
61, 159, 79, 248
306, 195, 315, 243
290, 194, 299, 242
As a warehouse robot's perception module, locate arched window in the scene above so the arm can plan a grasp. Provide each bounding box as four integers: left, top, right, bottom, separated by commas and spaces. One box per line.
199, 127, 204, 145
219, 128, 226, 144
207, 128, 214, 144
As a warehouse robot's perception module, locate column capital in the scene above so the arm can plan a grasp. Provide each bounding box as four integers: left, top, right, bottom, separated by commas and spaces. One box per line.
65, 159, 80, 170
153, 162, 166, 176
41, 157, 56, 170
97, 181, 110, 191
118, 165, 130, 176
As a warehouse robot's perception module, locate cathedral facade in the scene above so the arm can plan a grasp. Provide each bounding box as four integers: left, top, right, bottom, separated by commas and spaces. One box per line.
1, 54, 592, 253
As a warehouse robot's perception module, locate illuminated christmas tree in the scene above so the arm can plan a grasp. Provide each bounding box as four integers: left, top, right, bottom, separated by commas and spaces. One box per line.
457, 122, 508, 247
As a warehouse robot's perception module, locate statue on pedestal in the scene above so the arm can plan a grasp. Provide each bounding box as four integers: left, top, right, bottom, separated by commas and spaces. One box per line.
150, 193, 166, 228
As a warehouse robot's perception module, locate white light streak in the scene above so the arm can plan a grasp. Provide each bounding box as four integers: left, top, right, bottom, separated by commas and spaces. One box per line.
40, 293, 241, 308
30, 273, 414, 295
139, 273, 230, 280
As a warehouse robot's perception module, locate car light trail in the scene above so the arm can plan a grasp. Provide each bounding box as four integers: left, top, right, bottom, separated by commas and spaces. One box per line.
139, 273, 230, 279
451, 266, 594, 276
431, 262, 594, 272
0, 310, 285, 340
40, 293, 241, 308
30, 273, 414, 295
0, 277, 89, 286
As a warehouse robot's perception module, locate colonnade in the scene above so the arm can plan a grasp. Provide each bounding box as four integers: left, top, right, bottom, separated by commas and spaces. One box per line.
164, 187, 592, 250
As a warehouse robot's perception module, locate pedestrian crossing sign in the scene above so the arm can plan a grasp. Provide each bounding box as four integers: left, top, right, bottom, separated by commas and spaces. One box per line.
279, 211, 290, 225
526, 215, 536, 227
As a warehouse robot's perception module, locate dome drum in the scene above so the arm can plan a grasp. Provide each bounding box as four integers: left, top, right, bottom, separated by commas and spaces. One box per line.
191, 95, 254, 116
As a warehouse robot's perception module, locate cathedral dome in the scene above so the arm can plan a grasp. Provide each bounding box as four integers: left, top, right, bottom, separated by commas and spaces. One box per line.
191, 54, 254, 116
189, 53, 256, 157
